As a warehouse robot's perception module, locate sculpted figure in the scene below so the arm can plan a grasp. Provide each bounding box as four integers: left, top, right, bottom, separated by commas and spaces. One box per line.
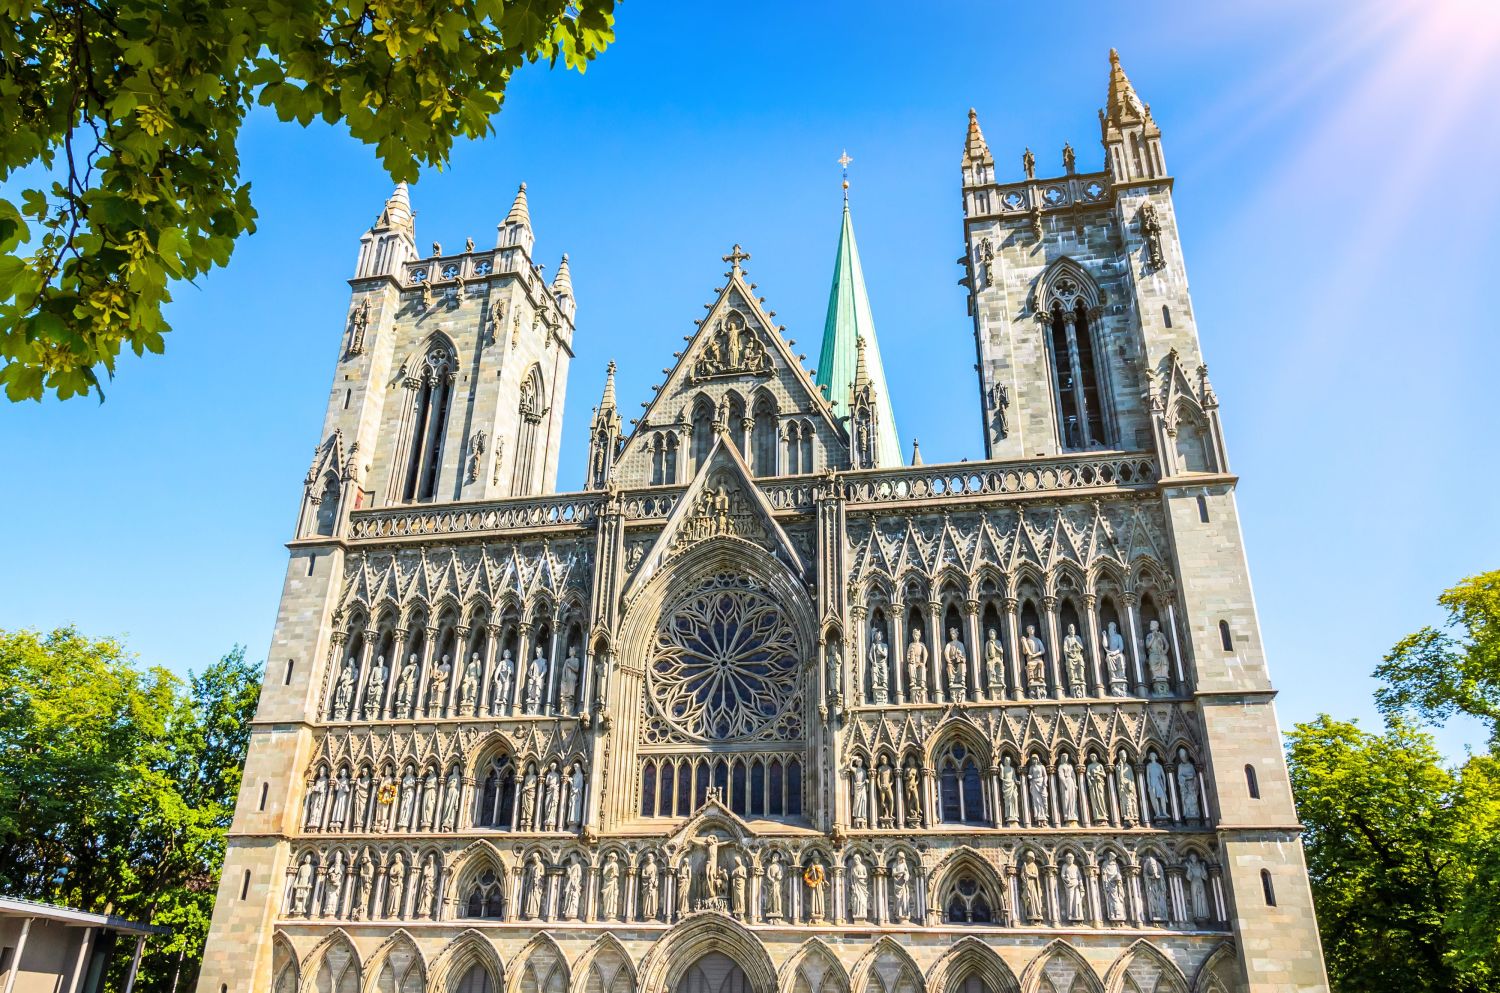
1101, 853, 1126, 922
999, 755, 1021, 825
352, 850, 373, 920
561, 859, 581, 919
1019, 852, 1043, 922
701, 837, 722, 901
1056, 753, 1080, 825
903, 759, 923, 827
442, 766, 461, 830
558, 647, 581, 714
332, 659, 355, 720
1146, 752, 1171, 822
675, 859, 692, 916
305, 768, 329, 828
385, 854, 406, 918
1143, 856, 1169, 921
1061, 852, 1085, 921
765, 860, 784, 919
566, 763, 585, 828
378, 769, 397, 833
1116, 751, 1140, 825
523, 855, 545, 918
593, 652, 609, 707
868, 627, 889, 704
944, 627, 968, 702
805, 861, 827, 921
291, 854, 314, 915
731, 860, 747, 918
1086, 753, 1110, 825
1022, 625, 1047, 698
395, 654, 418, 716
984, 628, 1004, 697
524, 646, 548, 714
542, 762, 562, 830
1027, 755, 1051, 826
876, 756, 895, 826
905, 628, 928, 703
891, 856, 911, 922
316, 853, 343, 917
363, 657, 387, 719
600, 853, 621, 920
416, 853, 435, 919
459, 652, 481, 715
850, 758, 869, 828
640, 853, 660, 920
397, 768, 417, 831
1062, 623, 1087, 697
419, 769, 438, 830
329, 768, 350, 827
826, 640, 842, 700
353, 768, 371, 831
491, 649, 514, 715
426, 656, 450, 717
1102, 622, 1128, 696
1177, 749, 1201, 821
1185, 854, 1210, 920
519, 765, 538, 829
849, 856, 870, 920
1145, 619, 1172, 696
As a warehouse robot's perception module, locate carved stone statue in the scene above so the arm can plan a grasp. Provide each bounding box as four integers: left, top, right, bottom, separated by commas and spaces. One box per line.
416, 853, 435, 919
764, 860, 784, 919
558, 647, 581, 714
1019, 852, 1043, 922
561, 859, 581, 919
524, 646, 548, 714
849, 856, 869, 920
905, 628, 928, 703
1143, 855, 1169, 921
1062, 624, 1087, 697
876, 756, 895, 827
1101, 853, 1126, 922
394, 654, 418, 717
868, 627, 890, 704
825, 639, 841, 701
459, 652, 481, 715
903, 759, 922, 828
566, 762, 585, 828
805, 861, 827, 921
1022, 146, 1036, 179
442, 766, 461, 831
1176, 749, 1201, 821
891, 856, 911, 922
850, 758, 869, 828
305, 768, 329, 828
984, 628, 1004, 697
675, 859, 692, 916
999, 755, 1020, 825
397, 767, 417, 831
1117, 751, 1140, 825
385, 854, 406, 918
377, 769, 396, 833
1022, 625, 1047, 698
329, 768, 350, 827
322, 854, 345, 919
601, 853, 621, 920
1086, 753, 1110, 825
291, 854, 314, 915
1145, 619, 1172, 696
519, 766, 538, 830
1185, 854, 1210, 920
542, 761, 562, 831
353, 768, 371, 831
944, 627, 968, 702
1063, 141, 1077, 174
1056, 754, 1080, 825
332, 659, 355, 720
1146, 752, 1171, 822
419, 769, 437, 830
352, 850, 372, 920
1061, 852, 1084, 921
593, 652, 610, 708
363, 657, 387, 719
523, 855, 545, 918
731, 860, 747, 918
640, 853, 660, 920
491, 649, 514, 715
1027, 755, 1051, 826
1099, 622, 1126, 696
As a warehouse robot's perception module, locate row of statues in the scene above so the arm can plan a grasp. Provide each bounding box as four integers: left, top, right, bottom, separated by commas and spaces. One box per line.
289, 848, 440, 922
848, 617, 1175, 703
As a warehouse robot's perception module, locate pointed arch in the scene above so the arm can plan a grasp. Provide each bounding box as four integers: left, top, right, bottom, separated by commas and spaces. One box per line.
509, 933, 572, 993
929, 848, 1006, 924
780, 939, 850, 993
302, 928, 361, 993
574, 934, 638, 993
1102, 942, 1188, 993
272, 932, 299, 993
849, 936, 925, 993
394, 331, 459, 503
430, 929, 505, 993
925, 936, 1021, 993
363, 929, 425, 993
1019, 942, 1103, 993
1035, 257, 1101, 313
512, 362, 548, 495
1188, 945, 1242, 993
638, 913, 777, 993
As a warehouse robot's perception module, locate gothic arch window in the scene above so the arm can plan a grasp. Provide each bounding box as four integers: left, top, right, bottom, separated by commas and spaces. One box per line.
512, 365, 546, 494
651, 434, 666, 485
691, 394, 716, 469
314, 942, 360, 993
376, 943, 424, 993
314, 473, 341, 536
456, 964, 498, 993
1245, 763, 1260, 799
464, 867, 505, 918
1174, 412, 1214, 473
476, 753, 516, 829
1048, 301, 1107, 450
751, 391, 778, 476
938, 742, 988, 825
1219, 620, 1234, 652
942, 872, 997, 924
400, 339, 457, 502
1261, 869, 1276, 906
724, 391, 747, 454
785, 420, 815, 475
678, 953, 751, 993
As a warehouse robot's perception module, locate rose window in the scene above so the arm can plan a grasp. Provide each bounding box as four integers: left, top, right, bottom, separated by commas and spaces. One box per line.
646, 573, 802, 743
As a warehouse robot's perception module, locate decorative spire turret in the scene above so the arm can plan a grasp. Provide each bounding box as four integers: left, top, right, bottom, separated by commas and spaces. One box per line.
497, 182, 535, 256
354, 182, 417, 278
961, 108, 995, 188
586, 361, 622, 490
551, 253, 575, 322
1099, 49, 1166, 182
910, 438, 923, 466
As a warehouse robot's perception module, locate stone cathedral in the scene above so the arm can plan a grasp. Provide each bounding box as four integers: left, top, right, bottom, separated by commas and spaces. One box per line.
198, 52, 1329, 993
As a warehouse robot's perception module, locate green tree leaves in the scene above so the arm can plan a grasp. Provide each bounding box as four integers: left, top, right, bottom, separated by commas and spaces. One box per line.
0, 0, 616, 400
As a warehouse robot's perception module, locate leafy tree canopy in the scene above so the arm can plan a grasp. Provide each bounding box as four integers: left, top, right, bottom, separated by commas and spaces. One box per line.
0, 0, 616, 401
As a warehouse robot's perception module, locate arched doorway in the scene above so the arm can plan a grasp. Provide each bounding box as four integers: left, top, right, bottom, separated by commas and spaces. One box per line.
674, 953, 751, 993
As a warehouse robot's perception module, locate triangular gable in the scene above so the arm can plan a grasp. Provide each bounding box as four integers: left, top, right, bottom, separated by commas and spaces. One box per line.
625, 437, 805, 598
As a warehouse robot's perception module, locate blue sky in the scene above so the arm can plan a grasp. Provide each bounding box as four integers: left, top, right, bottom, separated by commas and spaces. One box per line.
3, 0, 1497, 756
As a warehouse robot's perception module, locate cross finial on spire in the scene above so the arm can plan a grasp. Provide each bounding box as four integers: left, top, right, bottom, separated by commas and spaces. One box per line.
723, 244, 751, 275
838, 149, 853, 200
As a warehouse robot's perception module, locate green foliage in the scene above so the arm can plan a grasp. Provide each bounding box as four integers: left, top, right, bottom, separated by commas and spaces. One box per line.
0, 627, 261, 992
0, 0, 616, 401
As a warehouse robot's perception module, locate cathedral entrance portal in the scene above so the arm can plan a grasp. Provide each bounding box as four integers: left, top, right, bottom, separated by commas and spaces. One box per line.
674, 953, 752, 993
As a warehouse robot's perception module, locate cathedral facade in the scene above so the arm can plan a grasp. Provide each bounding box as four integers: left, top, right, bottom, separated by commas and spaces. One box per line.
197, 51, 1328, 993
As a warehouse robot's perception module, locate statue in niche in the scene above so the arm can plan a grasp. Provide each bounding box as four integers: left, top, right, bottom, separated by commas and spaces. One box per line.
1143, 856, 1169, 921
1102, 622, 1128, 696
291, 854, 314, 915
1141, 202, 1165, 270
351, 850, 372, 921
891, 856, 912, 922
1061, 852, 1085, 921
466, 431, 485, 484
1176, 749, 1201, 821
329, 768, 350, 827
764, 859, 785, 920
876, 756, 895, 827
558, 647, 581, 714
1056, 754, 1080, 825
867, 627, 889, 704
523, 855, 545, 918
524, 646, 548, 714
639, 853, 660, 920
850, 758, 869, 828
1027, 756, 1051, 826
1022, 626, 1047, 698
353, 768, 371, 831
944, 627, 968, 702
1145, 619, 1172, 696
542, 761, 562, 830
442, 766, 461, 830
363, 657, 387, 719
459, 653, 481, 714
1185, 854, 1210, 920
332, 659, 355, 720
1062, 624, 1087, 697
1116, 751, 1140, 825
850, 856, 870, 920
305, 768, 329, 828
566, 763, 585, 828
385, 854, 406, 918
805, 861, 827, 922
419, 768, 437, 830
1019, 852, 1043, 922
999, 755, 1020, 825
675, 858, 692, 916
519, 766, 538, 829
906, 627, 928, 703
731, 859, 747, 918
601, 853, 621, 920
1101, 853, 1126, 922
825, 640, 841, 701
1086, 753, 1110, 825
984, 629, 1004, 697
377, 769, 397, 833
426, 656, 451, 718
491, 649, 514, 715
593, 652, 609, 707
903, 759, 923, 827
1146, 752, 1171, 822
416, 853, 435, 919
395, 654, 418, 717
561, 859, 581, 919
700, 837, 723, 904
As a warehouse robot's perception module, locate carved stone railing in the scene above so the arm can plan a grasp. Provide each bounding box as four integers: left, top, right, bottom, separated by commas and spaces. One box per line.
348, 494, 604, 540
841, 452, 1158, 508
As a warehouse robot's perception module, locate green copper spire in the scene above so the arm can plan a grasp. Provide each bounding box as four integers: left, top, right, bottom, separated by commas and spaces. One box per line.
816, 197, 903, 467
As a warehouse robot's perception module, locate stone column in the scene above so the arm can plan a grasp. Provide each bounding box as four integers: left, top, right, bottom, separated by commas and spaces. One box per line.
849, 605, 868, 703
448, 625, 471, 716
483, 623, 501, 714
416, 626, 439, 718
623, 865, 638, 923
351, 628, 378, 719
1123, 594, 1148, 697
831, 864, 847, 922
1043, 596, 1064, 699
926, 601, 943, 703
872, 864, 889, 924
964, 599, 982, 701
1004, 598, 1023, 700
888, 603, 905, 705
1124, 860, 1144, 927
1044, 863, 1061, 926
512, 622, 533, 713
1083, 594, 1105, 696
1165, 597, 1187, 691
546, 613, 565, 714
1086, 858, 1103, 927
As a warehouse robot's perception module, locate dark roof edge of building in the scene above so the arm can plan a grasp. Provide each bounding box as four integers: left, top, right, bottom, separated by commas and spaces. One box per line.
0, 895, 169, 935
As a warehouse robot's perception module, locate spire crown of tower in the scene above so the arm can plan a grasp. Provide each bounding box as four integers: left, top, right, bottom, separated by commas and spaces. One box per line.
962, 108, 994, 167
552, 253, 573, 296
1103, 49, 1151, 131
374, 182, 413, 234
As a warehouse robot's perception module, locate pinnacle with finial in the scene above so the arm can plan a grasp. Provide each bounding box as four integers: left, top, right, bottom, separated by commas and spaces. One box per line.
723, 244, 751, 274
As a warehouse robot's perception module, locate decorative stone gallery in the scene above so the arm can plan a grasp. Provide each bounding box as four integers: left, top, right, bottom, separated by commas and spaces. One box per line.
196, 50, 1328, 993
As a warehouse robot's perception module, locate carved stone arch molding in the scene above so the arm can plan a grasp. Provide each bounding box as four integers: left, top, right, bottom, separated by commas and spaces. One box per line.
360, 927, 426, 993
777, 938, 850, 993
1101, 941, 1188, 993
572, 933, 639, 993
1187, 944, 1243, 993
1033, 257, 1102, 315
925, 936, 1022, 993
848, 937, 925, 993
271, 931, 300, 993
429, 928, 506, 993
508, 932, 573, 993
637, 913, 777, 993
299, 927, 361, 993
1018, 941, 1103, 993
